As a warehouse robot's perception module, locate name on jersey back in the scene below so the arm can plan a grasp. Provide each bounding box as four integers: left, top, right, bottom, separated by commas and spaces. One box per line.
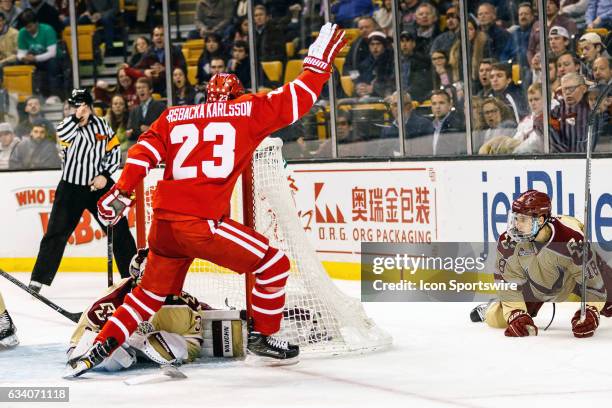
166, 101, 253, 123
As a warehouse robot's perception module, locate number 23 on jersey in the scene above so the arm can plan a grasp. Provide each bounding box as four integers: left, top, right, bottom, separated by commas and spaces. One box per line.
170, 122, 236, 180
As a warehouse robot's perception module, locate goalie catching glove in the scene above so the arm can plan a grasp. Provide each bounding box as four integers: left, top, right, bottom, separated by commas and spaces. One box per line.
97, 185, 134, 226
303, 22, 347, 74
571, 305, 600, 338
504, 309, 538, 337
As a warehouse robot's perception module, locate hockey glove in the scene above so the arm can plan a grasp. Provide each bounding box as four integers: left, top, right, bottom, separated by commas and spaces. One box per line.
504, 309, 538, 337
97, 186, 134, 226
571, 305, 600, 338
303, 22, 347, 74
129, 248, 149, 279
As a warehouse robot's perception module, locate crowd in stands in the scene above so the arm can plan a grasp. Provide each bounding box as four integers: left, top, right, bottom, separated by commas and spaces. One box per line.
2, 0, 612, 168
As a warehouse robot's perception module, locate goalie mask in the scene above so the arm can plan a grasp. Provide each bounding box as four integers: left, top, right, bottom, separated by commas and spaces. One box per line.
507, 190, 551, 242
206, 73, 245, 102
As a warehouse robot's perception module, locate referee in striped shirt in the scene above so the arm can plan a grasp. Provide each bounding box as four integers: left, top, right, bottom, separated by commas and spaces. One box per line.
28, 89, 137, 293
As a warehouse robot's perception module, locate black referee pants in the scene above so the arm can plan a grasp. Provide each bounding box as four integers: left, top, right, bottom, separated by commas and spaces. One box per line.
31, 180, 137, 285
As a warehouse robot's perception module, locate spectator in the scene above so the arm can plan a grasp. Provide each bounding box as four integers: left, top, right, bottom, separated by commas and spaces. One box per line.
104, 94, 129, 162
0, 0, 21, 28
430, 89, 465, 155
253, 5, 285, 62
373, 0, 393, 37
477, 2, 514, 62
479, 83, 544, 154
382, 91, 433, 140
486, 62, 529, 123
399, 30, 431, 103
511, 2, 535, 71
431, 49, 452, 90
228, 40, 251, 90
527, 0, 577, 65
475, 97, 517, 152
226, 16, 249, 48
550, 72, 596, 152
116, 68, 139, 110
9, 119, 60, 169
129, 36, 150, 67
548, 26, 571, 58
355, 31, 394, 98
579, 32, 609, 80
14, 96, 55, 138
172, 66, 198, 106
400, 0, 420, 29
593, 56, 612, 84
587, 0, 612, 30
313, 111, 356, 157
431, 5, 460, 54
476, 58, 496, 96
560, 0, 588, 29
556, 51, 581, 80
282, 3, 303, 44
342, 16, 379, 77
587, 83, 612, 146
23, 0, 63, 35
196, 33, 226, 85
405, 2, 440, 60
16, 9, 62, 99
331, 0, 374, 28
126, 77, 166, 145
0, 122, 18, 169
450, 16, 492, 94
523, 52, 542, 88
78, 1, 118, 52
124, 26, 186, 96
190, 0, 234, 40
0, 11, 18, 70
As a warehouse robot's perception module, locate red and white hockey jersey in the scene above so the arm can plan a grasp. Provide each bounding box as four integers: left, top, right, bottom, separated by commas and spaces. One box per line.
116, 70, 329, 220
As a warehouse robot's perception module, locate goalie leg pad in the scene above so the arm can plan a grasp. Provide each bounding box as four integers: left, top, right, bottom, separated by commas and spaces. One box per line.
202, 310, 247, 358
95, 285, 165, 346
251, 247, 290, 335
69, 330, 136, 371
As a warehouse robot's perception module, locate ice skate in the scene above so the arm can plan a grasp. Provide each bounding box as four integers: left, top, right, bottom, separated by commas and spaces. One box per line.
247, 332, 299, 365
0, 310, 19, 349
64, 337, 118, 378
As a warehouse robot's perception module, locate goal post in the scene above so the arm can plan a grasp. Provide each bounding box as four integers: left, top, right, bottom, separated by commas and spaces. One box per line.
135, 137, 392, 355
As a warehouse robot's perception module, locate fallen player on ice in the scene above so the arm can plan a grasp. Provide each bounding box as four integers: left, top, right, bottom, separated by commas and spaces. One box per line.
471, 189, 612, 337
67, 249, 247, 372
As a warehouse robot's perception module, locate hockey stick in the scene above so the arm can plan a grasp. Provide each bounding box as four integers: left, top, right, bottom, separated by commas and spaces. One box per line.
107, 225, 113, 287
0, 268, 82, 323
580, 81, 612, 321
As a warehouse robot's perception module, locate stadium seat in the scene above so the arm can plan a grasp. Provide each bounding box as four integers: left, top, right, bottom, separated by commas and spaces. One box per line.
512, 64, 520, 85
2, 65, 35, 97
286, 42, 295, 58
152, 93, 162, 100
182, 40, 205, 66
63, 24, 96, 61
187, 65, 197, 85
340, 76, 354, 97
94, 107, 104, 117
334, 57, 345, 73
284, 59, 303, 83
261, 61, 283, 83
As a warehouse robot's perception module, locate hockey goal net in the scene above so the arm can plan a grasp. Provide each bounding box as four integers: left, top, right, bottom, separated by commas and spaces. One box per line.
135, 137, 392, 355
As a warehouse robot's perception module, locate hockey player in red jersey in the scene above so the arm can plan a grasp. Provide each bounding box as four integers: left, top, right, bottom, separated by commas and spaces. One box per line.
66, 23, 346, 377
470, 190, 612, 338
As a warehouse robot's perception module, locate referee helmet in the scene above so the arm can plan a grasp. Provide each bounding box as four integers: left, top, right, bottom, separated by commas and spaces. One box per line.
68, 88, 93, 107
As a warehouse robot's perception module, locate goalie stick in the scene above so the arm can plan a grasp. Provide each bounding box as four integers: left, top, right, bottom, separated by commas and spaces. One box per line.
0, 268, 82, 323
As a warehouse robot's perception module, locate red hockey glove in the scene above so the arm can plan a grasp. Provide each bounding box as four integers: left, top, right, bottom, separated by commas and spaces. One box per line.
504, 309, 538, 337
571, 305, 600, 338
97, 185, 134, 226
303, 22, 347, 74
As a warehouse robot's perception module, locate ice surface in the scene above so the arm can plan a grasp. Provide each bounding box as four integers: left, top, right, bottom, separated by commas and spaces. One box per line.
1, 272, 612, 408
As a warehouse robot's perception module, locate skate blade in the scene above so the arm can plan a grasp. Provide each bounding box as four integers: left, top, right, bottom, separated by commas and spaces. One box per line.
245, 354, 300, 367
61, 361, 90, 379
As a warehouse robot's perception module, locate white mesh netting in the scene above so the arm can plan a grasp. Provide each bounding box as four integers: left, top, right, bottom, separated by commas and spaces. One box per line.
139, 138, 392, 356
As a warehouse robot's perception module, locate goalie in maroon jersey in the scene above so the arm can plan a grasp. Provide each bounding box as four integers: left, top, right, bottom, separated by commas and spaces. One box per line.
470, 190, 612, 338
66, 23, 347, 377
